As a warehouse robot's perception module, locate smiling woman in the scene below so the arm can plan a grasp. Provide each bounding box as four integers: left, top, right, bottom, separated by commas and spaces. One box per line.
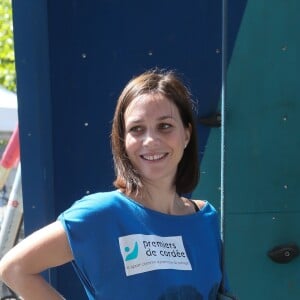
0, 69, 227, 300
123, 93, 191, 197
112, 70, 199, 198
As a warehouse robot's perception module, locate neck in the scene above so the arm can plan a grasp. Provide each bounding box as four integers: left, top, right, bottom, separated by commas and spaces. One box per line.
133, 184, 184, 215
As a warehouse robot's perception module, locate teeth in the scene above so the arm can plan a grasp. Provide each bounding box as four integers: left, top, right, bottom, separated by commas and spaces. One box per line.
142, 154, 165, 161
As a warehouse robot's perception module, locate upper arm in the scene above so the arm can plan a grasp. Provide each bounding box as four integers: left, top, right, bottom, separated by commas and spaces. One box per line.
0, 221, 73, 276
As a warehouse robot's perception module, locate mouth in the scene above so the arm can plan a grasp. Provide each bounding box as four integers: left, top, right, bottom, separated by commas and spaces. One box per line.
140, 153, 168, 161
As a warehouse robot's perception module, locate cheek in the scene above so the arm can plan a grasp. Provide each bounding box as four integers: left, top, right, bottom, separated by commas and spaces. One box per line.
173, 130, 188, 146
124, 135, 138, 154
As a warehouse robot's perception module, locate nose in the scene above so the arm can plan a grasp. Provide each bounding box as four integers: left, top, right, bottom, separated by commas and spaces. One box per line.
143, 129, 160, 147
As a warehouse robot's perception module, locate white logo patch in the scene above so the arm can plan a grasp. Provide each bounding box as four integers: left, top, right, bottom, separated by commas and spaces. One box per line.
118, 234, 192, 276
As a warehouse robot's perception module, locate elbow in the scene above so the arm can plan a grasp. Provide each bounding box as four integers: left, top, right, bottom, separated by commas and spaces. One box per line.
0, 253, 21, 287
0, 255, 10, 283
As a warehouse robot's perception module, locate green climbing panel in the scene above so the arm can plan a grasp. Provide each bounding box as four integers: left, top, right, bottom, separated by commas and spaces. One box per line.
194, 0, 300, 299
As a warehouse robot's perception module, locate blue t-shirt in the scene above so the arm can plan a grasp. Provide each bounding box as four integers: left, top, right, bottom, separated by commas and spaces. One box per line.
58, 191, 222, 300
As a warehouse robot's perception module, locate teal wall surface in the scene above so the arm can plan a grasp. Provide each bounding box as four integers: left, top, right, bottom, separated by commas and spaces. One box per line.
194, 1, 300, 299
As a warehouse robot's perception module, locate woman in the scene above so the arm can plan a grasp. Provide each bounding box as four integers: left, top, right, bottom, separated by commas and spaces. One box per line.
0, 69, 223, 299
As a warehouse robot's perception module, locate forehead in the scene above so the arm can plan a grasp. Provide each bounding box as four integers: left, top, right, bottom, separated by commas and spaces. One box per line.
124, 93, 179, 121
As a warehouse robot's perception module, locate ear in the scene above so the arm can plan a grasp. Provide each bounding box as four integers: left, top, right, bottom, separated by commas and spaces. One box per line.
184, 123, 192, 148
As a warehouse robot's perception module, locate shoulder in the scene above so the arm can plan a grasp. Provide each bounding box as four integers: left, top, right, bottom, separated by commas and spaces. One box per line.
190, 199, 219, 217
74, 190, 122, 207
59, 190, 124, 220
192, 199, 207, 210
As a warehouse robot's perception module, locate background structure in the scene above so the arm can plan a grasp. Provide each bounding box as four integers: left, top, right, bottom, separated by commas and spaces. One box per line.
12, 0, 299, 299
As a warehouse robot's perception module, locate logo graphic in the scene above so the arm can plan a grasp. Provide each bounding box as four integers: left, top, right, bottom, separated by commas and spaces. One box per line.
119, 234, 192, 276
125, 241, 139, 261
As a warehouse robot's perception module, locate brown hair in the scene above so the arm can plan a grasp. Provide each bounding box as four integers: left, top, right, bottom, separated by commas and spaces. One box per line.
111, 69, 199, 195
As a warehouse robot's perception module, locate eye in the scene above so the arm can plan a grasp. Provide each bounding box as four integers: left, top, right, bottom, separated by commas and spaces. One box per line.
129, 125, 144, 133
158, 123, 172, 130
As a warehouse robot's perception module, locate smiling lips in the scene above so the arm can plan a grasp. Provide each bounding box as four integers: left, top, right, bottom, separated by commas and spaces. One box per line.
141, 153, 168, 161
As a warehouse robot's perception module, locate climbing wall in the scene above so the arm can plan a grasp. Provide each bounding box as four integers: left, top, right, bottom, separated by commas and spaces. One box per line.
194, 1, 300, 299
13, 0, 299, 299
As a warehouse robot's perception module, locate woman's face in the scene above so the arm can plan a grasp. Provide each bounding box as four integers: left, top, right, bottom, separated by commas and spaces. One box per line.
124, 93, 191, 186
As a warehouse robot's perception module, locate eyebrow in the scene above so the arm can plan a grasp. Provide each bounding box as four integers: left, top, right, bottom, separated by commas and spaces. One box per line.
126, 115, 175, 124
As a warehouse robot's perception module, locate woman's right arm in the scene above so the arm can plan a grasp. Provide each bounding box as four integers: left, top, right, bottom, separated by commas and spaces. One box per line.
0, 221, 74, 300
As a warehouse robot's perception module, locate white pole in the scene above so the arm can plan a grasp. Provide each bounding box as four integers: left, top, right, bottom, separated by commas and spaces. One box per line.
0, 163, 23, 260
